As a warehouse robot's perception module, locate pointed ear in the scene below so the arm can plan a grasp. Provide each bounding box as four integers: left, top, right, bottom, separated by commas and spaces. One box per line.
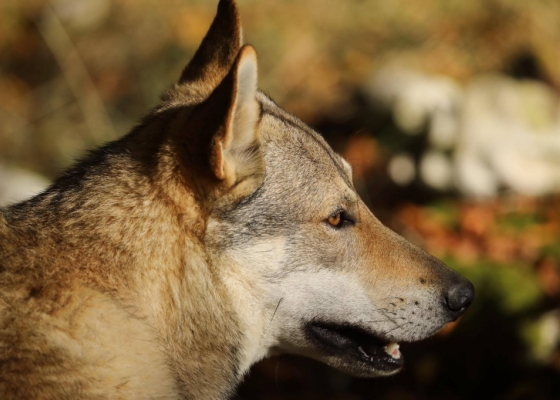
179, 0, 242, 91
187, 45, 263, 190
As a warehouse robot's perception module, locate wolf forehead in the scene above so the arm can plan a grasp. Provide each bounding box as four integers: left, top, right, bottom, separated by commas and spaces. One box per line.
257, 93, 352, 180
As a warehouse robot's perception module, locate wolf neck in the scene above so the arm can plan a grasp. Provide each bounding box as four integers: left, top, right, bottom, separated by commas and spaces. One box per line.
0, 155, 248, 398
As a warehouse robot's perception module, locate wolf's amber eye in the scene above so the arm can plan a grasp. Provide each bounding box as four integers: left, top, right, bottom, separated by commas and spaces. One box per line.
327, 212, 342, 227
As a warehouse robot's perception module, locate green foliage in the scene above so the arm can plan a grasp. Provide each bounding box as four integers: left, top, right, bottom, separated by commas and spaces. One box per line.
448, 258, 543, 314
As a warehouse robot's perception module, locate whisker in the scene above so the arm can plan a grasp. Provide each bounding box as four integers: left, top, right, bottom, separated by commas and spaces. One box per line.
383, 321, 412, 335
270, 297, 283, 324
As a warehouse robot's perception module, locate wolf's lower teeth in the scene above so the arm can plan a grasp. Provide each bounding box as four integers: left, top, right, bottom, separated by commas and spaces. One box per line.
358, 343, 401, 361
384, 342, 401, 359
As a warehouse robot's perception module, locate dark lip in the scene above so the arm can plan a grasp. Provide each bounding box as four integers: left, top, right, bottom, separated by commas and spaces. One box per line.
305, 321, 404, 373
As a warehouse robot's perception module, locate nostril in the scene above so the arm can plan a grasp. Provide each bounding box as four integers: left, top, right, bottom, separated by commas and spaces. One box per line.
445, 280, 475, 315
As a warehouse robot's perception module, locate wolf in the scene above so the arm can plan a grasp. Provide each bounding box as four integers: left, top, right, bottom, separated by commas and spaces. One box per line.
0, 1, 474, 398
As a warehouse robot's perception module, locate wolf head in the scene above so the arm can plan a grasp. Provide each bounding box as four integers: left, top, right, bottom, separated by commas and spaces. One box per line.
154, 0, 474, 378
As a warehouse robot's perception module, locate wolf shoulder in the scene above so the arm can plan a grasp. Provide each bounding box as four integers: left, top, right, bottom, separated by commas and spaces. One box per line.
0, 258, 178, 399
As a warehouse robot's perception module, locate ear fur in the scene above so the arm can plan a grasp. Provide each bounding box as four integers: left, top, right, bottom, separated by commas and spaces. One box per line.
218, 46, 261, 183
179, 0, 242, 91
188, 45, 263, 189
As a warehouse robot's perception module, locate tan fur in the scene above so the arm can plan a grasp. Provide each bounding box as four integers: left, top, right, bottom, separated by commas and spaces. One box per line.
0, 1, 473, 398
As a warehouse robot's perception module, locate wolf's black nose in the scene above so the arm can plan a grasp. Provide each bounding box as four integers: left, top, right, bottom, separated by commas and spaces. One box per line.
444, 279, 475, 316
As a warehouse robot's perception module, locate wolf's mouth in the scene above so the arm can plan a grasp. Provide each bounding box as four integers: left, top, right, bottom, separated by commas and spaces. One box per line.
306, 321, 403, 373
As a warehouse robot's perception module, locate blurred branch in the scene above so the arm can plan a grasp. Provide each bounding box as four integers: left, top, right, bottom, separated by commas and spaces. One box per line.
36, 3, 116, 143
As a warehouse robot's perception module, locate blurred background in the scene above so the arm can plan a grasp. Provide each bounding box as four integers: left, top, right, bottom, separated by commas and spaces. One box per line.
2, 0, 560, 398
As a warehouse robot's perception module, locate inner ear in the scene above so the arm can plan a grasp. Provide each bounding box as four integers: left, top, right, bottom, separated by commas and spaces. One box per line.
220, 46, 261, 182
187, 45, 264, 190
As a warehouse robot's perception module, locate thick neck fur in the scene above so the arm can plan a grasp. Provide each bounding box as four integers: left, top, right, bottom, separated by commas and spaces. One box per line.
0, 120, 245, 398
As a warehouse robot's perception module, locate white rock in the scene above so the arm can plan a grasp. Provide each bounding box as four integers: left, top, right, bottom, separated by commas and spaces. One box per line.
457, 75, 560, 197
367, 68, 560, 198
